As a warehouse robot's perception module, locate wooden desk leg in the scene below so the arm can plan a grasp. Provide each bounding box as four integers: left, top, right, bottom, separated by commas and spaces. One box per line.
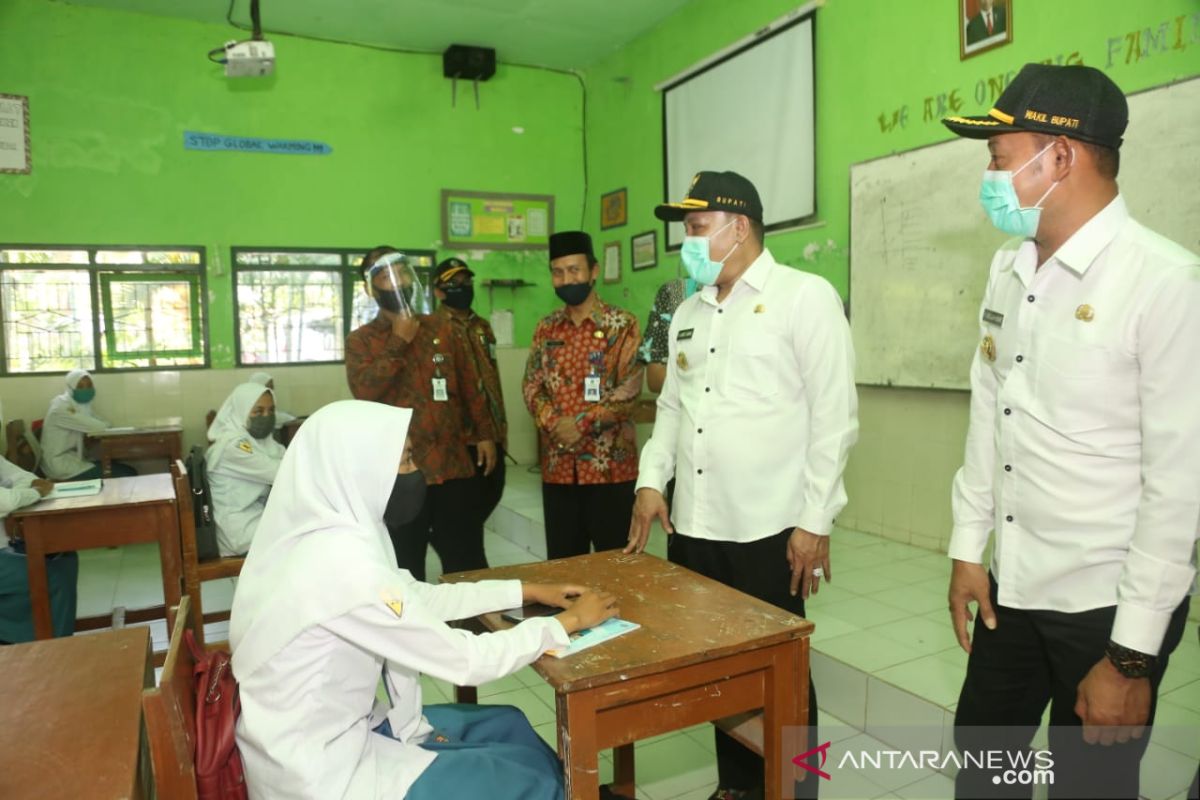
22, 520, 54, 640
557, 691, 601, 800
764, 640, 808, 800
454, 685, 478, 704
612, 744, 636, 798
155, 504, 183, 637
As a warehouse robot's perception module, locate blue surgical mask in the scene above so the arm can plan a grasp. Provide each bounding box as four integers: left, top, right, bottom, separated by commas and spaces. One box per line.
680, 220, 740, 285
979, 141, 1065, 238
72, 387, 95, 404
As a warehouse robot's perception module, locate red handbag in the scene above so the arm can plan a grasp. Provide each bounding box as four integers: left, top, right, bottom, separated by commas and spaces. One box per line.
185, 630, 249, 800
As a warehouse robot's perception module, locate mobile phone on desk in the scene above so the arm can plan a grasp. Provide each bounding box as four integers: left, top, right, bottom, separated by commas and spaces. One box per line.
500, 603, 560, 623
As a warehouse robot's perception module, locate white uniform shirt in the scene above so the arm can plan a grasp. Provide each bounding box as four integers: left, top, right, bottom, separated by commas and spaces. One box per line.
236, 576, 569, 800
0, 455, 41, 546
40, 395, 109, 480
208, 440, 283, 557
950, 195, 1200, 655
637, 249, 859, 541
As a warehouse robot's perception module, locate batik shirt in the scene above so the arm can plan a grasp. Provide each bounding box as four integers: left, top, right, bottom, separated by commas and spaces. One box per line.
346, 314, 497, 485
523, 299, 642, 485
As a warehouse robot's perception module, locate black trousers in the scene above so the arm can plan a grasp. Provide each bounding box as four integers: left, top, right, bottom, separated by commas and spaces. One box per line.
954, 574, 1190, 800
541, 481, 635, 560
389, 476, 489, 581
668, 529, 820, 799
469, 444, 507, 527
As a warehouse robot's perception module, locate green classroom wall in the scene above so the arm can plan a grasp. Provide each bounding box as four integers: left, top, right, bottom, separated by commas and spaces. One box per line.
581, 0, 1200, 312
2, 0, 1199, 550
581, 0, 1200, 550
0, 0, 587, 362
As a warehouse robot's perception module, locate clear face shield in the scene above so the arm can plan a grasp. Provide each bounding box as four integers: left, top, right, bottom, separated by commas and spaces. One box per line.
366, 252, 430, 318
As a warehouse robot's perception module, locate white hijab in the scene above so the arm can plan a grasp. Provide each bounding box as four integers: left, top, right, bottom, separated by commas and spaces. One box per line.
247, 371, 273, 387
64, 369, 90, 392
206, 383, 284, 471
58, 369, 93, 405
230, 400, 413, 679
48, 368, 102, 425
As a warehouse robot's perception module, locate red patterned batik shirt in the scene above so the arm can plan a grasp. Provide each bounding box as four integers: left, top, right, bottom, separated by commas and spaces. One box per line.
522, 299, 642, 485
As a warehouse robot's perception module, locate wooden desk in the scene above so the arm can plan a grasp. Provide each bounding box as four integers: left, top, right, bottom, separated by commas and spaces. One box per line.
9, 475, 183, 640
0, 627, 153, 799
444, 552, 814, 800
87, 426, 184, 477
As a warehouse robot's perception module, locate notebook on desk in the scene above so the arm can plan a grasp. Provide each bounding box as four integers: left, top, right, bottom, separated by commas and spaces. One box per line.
546, 618, 640, 659
44, 479, 103, 500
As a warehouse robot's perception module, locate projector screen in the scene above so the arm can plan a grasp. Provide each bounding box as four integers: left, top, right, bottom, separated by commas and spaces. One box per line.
661, 14, 816, 248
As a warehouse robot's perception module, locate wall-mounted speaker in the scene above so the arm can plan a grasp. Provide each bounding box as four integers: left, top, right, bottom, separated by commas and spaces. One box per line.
443, 45, 496, 82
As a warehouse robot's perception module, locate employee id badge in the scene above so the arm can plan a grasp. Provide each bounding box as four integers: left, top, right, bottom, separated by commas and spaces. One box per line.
584, 375, 602, 403
432, 377, 449, 402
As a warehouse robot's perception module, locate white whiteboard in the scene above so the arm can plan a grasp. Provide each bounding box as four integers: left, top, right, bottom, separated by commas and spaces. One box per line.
849, 76, 1200, 389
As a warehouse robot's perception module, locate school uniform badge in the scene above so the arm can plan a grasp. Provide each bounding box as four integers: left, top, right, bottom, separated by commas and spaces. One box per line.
381, 590, 404, 617
980, 335, 996, 362
1074, 304, 1094, 322
237, 439, 254, 453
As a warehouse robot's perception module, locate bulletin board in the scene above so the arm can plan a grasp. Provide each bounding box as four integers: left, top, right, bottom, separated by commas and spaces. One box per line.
440, 190, 555, 250
0, 94, 31, 174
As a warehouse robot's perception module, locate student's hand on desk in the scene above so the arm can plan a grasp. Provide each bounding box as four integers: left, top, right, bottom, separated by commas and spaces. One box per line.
1075, 658, 1150, 745
522, 582, 586, 609
555, 590, 619, 634
475, 441, 498, 475
549, 417, 583, 450
389, 313, 420, 343
625, 488, 672, 554
787, 528, 830, 599
948, 559, 996, 654
32, 479, 54, 497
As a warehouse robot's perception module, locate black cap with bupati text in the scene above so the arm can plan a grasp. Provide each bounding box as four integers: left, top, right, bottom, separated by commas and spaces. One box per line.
654, 170, 764, 223
942, 64, 1128, 149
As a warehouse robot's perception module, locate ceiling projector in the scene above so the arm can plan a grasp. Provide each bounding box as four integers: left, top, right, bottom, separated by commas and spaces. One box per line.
221, 39, 275, 78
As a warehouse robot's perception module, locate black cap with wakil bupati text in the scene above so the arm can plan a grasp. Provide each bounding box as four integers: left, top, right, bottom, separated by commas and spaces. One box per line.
942, 63, 1128, 149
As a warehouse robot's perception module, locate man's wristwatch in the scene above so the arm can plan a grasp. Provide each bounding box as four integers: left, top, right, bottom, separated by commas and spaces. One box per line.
1105, 640, 1157, 678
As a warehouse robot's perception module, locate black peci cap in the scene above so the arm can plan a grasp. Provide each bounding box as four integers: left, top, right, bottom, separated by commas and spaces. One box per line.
549, 231, 594, 261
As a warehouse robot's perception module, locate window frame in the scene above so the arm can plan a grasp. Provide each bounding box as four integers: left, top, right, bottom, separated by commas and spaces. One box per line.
0, 243, 209, 376
98, 271, 205, 363
230, 246, 437, 368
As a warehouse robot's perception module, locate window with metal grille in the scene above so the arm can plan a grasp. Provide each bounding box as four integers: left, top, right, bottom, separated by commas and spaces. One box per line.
0, 246, 207, 374
232, 247, 436, 366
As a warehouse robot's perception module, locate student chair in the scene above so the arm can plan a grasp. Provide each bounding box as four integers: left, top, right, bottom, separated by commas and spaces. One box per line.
171, 459, 245, 649
143, 595, 200, 799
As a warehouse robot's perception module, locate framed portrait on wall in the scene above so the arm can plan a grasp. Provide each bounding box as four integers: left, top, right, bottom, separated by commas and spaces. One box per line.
600, 188, 628, 230
603, 240, 622, 284
960, 0, 1011, 60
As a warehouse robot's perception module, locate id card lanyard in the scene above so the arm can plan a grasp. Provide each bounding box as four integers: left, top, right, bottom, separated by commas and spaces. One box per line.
432, 352, 448, 402
584, 351, 603, 403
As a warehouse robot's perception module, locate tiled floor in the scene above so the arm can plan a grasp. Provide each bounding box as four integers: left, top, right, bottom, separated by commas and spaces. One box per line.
79, 465, 1200, 800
